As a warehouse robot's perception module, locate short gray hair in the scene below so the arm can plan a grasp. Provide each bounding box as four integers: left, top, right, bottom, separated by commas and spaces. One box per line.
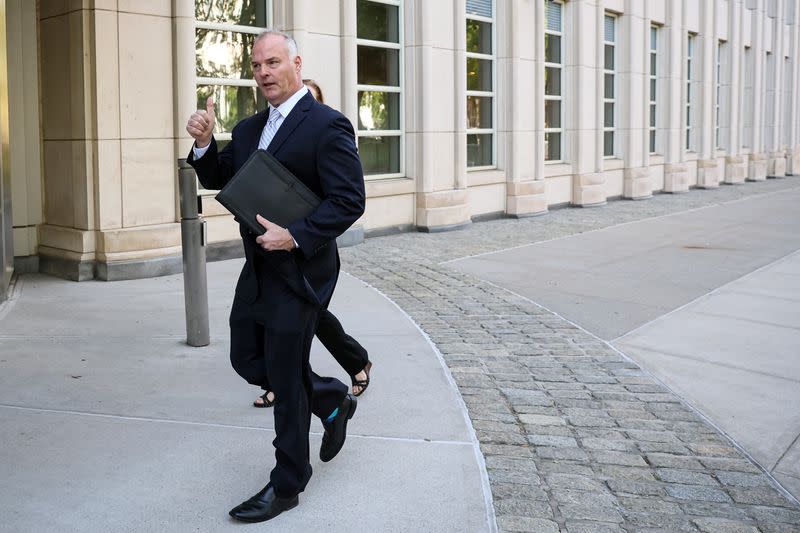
254, 29, 298, 59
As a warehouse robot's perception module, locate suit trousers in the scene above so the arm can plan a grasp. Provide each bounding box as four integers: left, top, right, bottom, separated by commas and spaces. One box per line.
315, 309, 370, 376
229, 265, 347, 497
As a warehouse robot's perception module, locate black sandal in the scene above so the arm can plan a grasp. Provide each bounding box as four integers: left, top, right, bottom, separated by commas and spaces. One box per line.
253, 391, 275, 408
351, 361, 372, 397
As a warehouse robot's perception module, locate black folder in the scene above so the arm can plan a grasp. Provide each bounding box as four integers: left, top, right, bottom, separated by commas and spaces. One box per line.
215, 149, 320, 235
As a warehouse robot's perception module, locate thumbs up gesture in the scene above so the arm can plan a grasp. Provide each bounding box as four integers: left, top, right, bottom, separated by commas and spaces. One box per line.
186, 96, 216, 148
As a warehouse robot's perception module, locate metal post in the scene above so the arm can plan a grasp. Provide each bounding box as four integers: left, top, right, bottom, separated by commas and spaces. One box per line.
178, 159, 210, 347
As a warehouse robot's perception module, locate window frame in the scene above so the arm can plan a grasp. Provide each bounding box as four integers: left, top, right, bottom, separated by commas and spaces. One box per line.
356, 0, 405, 180
686, 33, 696, 152
466, 3, 496, 170
194, 1, 273, 144
649, 25, 659, 155
544, 0, 565, 163
603, 13, 617, 158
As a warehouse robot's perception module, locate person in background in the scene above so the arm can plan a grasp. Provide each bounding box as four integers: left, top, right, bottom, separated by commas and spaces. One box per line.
253, 77, 373, 409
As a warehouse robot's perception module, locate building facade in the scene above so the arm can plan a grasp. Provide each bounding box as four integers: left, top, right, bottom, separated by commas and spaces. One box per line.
0, 0, 799, 297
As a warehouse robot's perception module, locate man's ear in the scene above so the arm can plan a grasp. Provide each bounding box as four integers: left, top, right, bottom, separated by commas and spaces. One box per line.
294, 55, 302, 72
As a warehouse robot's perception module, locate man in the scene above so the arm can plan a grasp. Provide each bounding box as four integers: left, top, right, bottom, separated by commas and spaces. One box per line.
186, 30, 365, 523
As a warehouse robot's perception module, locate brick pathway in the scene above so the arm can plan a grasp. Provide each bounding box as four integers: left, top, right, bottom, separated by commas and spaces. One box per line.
341, 178, 800, 533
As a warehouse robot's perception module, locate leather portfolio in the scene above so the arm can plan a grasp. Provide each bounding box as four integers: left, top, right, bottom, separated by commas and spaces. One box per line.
215, 149, 320, 235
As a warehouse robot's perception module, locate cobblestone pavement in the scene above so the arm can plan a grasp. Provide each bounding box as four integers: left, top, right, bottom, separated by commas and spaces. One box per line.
340, 178, 800, 533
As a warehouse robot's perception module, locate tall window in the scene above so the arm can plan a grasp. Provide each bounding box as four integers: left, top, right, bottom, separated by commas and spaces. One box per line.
194, 0, 271, 144
716, 40, 727, 150
466, 0, 495, 168
783, 56, 792, 148
686, 34, 695, 151
742, 46, 753, 149
649, 25, 658, 154
356, 0, 403, 178
603, 14, 616, 157
544, 0, 564, 161
765, 51, 775, 150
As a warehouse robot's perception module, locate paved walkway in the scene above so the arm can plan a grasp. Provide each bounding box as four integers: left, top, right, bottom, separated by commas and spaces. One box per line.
0, 263, 493, 532
340, 177, 800, 532
2, 176, 800, 532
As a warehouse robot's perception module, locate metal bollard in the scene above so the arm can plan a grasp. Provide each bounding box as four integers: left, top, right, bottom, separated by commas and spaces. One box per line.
177, 159, 210, 347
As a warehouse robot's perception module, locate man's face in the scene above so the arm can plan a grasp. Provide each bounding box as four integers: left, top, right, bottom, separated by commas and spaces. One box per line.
251, 35, 302, 107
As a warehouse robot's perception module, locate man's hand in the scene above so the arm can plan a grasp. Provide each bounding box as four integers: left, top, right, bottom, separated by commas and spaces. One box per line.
255, 214, 296, 251
186, 96, 216, 148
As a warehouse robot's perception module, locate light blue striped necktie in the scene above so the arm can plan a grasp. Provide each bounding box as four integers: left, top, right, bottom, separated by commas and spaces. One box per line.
258, 108, 281, 150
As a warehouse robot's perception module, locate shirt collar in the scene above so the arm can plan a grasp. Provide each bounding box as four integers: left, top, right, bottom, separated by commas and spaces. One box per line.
268, 85, 309, 120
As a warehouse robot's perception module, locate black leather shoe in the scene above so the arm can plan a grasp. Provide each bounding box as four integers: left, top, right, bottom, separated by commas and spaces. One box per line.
228, 484, 299, 523
320, 393, 357, 462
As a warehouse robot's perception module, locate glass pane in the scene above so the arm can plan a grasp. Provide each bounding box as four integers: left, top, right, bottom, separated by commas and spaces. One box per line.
650, 53, 657, 75
604, 73, 614, 98
604, 131, 614, 156
544, 100, 561, 129
196, 29, 256, 79
650, 130, 656, 153
650, 78, 656, 100
357, 91, 400, 131
686, 106, 691, 126
651, 27, 657, 50
604, 102, 614, 127
196, 84, 259, 134
687, 60, 692, 80
604, 15, 615, 42
650, 104, 656, 127
358, 136, 401, 175
195, 0, 267, 27
466, 19, 492, 54
545, 66, 561, 96
686, 128, 691, 150
357, 0, 400, 43
686, 82, 691, 103
467, 133, 493, 167
545, 34, 561, 63
688, 36, 694, 56
545, 131, 561, 161
467, 96, 493, 129
467, 58, 493, 91
605, 44, 615, 70
357, 46, 400, 86
466, 0, 493, 18
546, 0, 562, 32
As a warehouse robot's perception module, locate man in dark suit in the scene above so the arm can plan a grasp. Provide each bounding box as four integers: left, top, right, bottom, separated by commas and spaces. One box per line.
185, 29, 365, 523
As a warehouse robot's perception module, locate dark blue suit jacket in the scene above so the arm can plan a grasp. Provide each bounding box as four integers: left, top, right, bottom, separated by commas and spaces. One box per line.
188, 92, 365, 307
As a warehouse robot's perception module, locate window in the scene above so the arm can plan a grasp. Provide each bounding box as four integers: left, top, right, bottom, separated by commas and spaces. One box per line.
686, 33, 695, 151
356, 0, 404, 178
649, 25, 658, 154
764, 51, 775, 150
194, 0, 271, 144
716, 41, 727, 150
742, 46, 753, 148
603, 14, 616, 157
544, 0, 564, 161
466, 0, 495, 168
783, 56, 792, 148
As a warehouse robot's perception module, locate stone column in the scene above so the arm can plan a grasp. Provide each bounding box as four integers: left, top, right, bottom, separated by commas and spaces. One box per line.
572, 0, 605, 206
505, 0, 546, 216
767, 0, 786, 177
621, 0, 651, 199
725, 0, 748, 183
748, 0, 768, 180
663, 0, 689, 192
414, 0, 469, 231
786, 0, 800, 174
696, 0, 719, 188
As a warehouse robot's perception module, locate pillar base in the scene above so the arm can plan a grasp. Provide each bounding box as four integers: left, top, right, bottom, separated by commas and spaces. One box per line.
416, 189, 471, 232
624, 166, 653, 199
696, 159, 720, 189
724, 155, 747, 184
747, 152, 768, 181
572, 173, 607, 206
768, 151, 786, 177
663, 163, 689, 193
785, 146, 800, 176
506, 180, 548, 217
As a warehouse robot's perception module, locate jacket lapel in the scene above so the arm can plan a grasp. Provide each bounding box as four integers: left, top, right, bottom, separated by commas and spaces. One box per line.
266, 92, 313, 156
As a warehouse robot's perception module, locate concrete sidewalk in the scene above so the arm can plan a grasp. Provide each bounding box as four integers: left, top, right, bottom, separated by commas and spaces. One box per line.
0, 260, 494, 532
